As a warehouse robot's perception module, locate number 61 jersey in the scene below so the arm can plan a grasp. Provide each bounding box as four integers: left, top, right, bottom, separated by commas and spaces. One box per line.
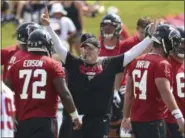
166, 55, 185, 123
127, 53, 172, 122
6, 53, 65, 122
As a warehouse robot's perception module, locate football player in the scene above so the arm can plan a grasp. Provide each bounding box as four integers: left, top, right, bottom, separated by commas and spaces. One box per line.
4, 29, 82, 138
121, 24, 185, 138
1, 81, 15, 138
100, 13, 123, 56
99, 13, 127, 137
106, 6, 130, 40
1, 22, 41, 79
166, 27, 185, 138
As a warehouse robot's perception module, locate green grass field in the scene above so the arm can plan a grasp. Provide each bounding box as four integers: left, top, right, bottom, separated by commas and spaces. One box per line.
1, 1, 184, 48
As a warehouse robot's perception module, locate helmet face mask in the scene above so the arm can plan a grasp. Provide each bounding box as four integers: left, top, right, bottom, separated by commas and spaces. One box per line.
172, 38, 185, 59
100, 13, 122, 39
172, 27, 185, 59
101, 22, 117, 39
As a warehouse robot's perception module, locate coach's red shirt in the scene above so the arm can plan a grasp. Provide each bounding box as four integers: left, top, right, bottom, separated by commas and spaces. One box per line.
166, 56, 185, 123
6, 54, 65, 122
1, 45, 19, 80
127, 53, 172, 122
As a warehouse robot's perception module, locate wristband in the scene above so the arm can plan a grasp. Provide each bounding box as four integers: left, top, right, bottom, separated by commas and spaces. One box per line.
70, 110, 79, 120
171, 109, 183, 119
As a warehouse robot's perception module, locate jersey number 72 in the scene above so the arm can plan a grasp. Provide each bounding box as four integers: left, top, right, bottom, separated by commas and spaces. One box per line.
19, 69, 47, 99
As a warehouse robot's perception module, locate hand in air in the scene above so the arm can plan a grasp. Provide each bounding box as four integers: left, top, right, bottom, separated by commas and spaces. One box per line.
40, 6, 50, 26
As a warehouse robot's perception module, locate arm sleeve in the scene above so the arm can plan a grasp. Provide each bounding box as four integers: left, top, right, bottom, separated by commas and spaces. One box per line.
46, 25, 68, 64
123, 36, 152, 67
154, 61, 172, 81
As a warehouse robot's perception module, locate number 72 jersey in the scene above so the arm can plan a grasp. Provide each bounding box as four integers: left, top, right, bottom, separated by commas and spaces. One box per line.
127, 54, 172, 122
166, 56, 185, 123
6, 54, 65, 122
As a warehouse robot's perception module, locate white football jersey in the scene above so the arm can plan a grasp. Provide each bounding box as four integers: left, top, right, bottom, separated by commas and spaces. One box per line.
1, 81, 15, 138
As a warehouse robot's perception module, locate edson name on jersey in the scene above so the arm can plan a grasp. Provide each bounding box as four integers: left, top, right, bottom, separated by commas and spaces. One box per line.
23, 60, 43, 67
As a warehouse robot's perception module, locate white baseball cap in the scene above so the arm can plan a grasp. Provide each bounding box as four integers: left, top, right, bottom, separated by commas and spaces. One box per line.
51, 3, 67, 15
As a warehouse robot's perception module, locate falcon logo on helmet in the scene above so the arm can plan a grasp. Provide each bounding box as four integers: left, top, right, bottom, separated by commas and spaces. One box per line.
151, 24, 181, 57
16, 22, 42, 45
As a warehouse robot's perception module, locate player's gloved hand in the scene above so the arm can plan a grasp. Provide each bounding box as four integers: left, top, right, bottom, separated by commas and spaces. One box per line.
121, 117, 131, 133
73, 117, 82, 130
113, 89, 121, 108
40, 6, 50, 26
177, 117, 185, 133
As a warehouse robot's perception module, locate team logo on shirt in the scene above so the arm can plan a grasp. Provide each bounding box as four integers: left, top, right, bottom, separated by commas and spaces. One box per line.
79, 64, 103, 80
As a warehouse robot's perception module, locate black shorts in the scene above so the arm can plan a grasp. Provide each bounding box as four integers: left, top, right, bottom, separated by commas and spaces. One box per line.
82, 115, 110, 138
131, 120, 167, 138
59, 110, 110, 138
167, 122, 184, 138
15, 117, 58, 138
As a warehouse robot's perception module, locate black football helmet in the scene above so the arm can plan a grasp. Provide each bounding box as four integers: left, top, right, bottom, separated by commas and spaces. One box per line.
173, 27, 184, 58
16, 22, 42, 44
100, 13, 122, 39
27, 29, 53, 56
151, 24, 181, 57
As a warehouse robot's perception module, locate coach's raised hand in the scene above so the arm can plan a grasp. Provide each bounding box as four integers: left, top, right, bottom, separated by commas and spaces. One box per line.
41, 6, 50, 26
